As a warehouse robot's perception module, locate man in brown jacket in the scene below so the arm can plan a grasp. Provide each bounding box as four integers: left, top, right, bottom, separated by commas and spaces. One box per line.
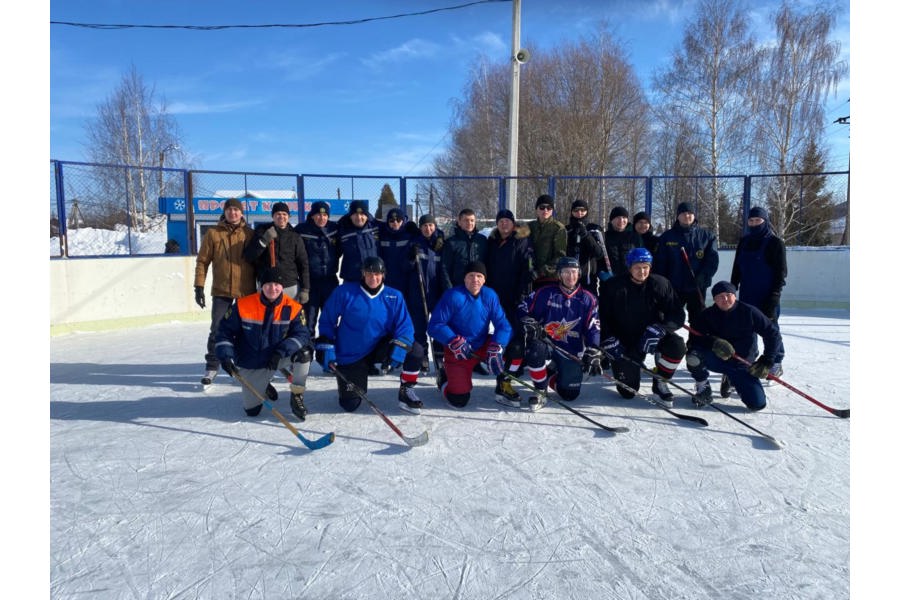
194, 198, 258, 386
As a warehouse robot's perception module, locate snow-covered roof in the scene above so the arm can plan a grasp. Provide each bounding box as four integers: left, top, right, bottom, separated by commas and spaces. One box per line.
212, 189, 297, 199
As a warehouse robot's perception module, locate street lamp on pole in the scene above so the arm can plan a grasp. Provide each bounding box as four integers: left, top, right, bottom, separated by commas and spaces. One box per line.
507, 0, 526, 217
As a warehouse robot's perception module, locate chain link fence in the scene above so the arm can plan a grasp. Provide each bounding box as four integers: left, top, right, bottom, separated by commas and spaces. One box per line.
50, 160, 850, 257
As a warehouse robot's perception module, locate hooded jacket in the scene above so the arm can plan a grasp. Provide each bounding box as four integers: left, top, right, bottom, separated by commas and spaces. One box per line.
193, 213, 257, 299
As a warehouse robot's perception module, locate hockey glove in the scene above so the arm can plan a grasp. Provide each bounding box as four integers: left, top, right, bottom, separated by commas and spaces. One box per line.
711, 337, 735, 360
639, 323, 667, 355
520, 317, 544, 340
581, 346, 604, 376
297, 289, 310, 305
266, 352, 283, 371
194, 286, 206, 309
749, 357, 773, 379
486, 342, 504, 376
599, 270, 613, 282
447, 335, 473, 361
386, 338, 411, 372
599, 337, 623, 361
222, 357, 238, 377
315, 338, 336, 370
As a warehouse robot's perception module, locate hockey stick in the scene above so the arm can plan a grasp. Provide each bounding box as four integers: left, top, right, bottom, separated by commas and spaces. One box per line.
414, 250, 443, 375
682, 325, 849, 419
592, 225, 615, 278
232, 370, 335, 450
501, 368, 629, 434
610, 351, 783, 448
548, 341, 708, 426
679, 246, 706, 307
330, 363, 429, 447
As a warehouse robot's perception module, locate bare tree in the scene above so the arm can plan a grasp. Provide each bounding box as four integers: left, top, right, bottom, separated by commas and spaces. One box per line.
652, 0, 761, 237
85, 66, 185, 230
751, 2, 847, 238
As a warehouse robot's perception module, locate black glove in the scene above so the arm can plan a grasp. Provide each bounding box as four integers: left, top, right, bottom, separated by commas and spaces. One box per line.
749, 357, 773, 379
761, 293, 780, 320
408, 243, 421, 262
599, 337, 623, 360
574, 222, 588, 238
581, 346, 603, 375
711, 337, 735, 360
261, 226, 278, 245
194, 286, 206, 309
521, 317, 544, 340
266, 352, 283, 371
222, 357, 238, 377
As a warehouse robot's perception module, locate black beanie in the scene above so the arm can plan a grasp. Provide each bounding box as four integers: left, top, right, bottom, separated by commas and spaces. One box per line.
260, 266, 286, 286
495, 209, 515, 223
571, 199, 588, 211
749, 206, 769, 220
223, 198, 243, 212
609, 206, 629, 220
310, 201, 330, 216
633, 211, 650, 224
271, 201, 290, 215
418, 213, 436, 226
676, 202, 694, 216
465, 261, 487, 277
349, 200, 368, 215
711, 281, 737, 296
535, 194, 554, 209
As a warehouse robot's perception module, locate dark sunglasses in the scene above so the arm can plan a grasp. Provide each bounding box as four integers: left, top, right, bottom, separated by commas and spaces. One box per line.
537, 205, 553, 211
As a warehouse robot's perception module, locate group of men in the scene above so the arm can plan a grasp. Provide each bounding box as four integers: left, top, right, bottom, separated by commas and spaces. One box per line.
193, 194, 786, 422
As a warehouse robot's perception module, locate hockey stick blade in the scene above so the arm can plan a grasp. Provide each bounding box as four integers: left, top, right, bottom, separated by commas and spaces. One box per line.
402, 430, 430, 447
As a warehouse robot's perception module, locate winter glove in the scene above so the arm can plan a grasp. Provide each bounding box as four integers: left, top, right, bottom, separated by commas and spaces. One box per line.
749, 357, 773, 379
260, 226, 278, 246
761, 293, 780, 320
315, 337, 336, 370
574, 222, 588, 238
486, 342, 504, 376
639, 323, 667, 355
408, 243, 421, 262
581, 346, 604, 376
599, 270, 613, 282
222, 357, 238, 377
520, 317, 544, 340
386, 338, 410, 372
599, 337, 623, 361
297, 289, 310, 305
711, 337, 735, 360
194, 286, 206, 309
266, 352, 283, 371
447, 335, 473, 361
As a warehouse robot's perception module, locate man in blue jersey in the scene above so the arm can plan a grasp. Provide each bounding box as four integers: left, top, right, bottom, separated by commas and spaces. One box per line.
517, 256, 603, 410
427, 261, 512, 409
315, 256, 427, 414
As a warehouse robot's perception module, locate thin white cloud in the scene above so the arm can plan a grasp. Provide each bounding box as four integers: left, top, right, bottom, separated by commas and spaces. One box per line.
362, 38, 441, 69
267, 50, 347, 81
167, 99, 265, 115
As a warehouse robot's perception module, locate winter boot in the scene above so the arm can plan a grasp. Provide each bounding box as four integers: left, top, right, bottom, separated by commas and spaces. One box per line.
245, 404, 262, 417
436, 367, 447, 390
494, 376, 521, 408
652, 376, 674, 408
398, 383, 424, 414
201, 369, 217, 386
290, 392, 308, 421
527, 394, 547, 412
720, 375, 732, 398
420, 357, 430, 375
265, 383, 278, 401
692, 380, 713, 408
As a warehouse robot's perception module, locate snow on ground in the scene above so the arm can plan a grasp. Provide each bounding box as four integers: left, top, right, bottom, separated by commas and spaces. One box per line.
49, 310, 851, 599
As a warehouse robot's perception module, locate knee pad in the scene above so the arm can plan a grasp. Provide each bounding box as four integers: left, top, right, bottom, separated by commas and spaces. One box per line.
557, 386, 580, 401
685, 349, 703, 369
655, 336, 685, 379
446, 391, 469, 408
292, 346, 313, 364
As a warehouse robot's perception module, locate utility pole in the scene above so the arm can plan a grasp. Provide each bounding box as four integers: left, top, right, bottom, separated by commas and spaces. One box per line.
506, 0, 525, 216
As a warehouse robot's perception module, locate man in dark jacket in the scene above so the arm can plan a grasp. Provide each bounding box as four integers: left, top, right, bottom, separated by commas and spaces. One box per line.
244, 201, 311, 304
603, 206, 643, 278
409, 214, 445, 374
730, 206, 787, 378
336, 200, 379, 283
527, 194, 567, 288
378, 207, 418, 293
295, 200, 340, 337
485, 208, 533, 404
215, 266, 313, 420
633, 211, 659, 255
565, 199, 606, 296
441, 207, 487, 289
598, 247, 686, 406
653, 201, 719, 325
686, 281, 783, 412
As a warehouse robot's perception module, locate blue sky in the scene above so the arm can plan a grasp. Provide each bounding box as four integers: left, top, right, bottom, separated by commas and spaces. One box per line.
49, 0, 850, 176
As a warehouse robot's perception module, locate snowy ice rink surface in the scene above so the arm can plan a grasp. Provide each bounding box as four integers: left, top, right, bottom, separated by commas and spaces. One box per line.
50, 310, 850, 599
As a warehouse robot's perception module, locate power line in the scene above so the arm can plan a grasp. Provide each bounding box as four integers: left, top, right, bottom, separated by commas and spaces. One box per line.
51, 0, 510, 31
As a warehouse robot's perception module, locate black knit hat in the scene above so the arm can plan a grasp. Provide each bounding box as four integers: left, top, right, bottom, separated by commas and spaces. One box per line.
496, 209, 516, 223
535, 194, 554, 209
310, 201, 330, 216
271, 201, 290, 215
465, 261, 487, 277
349, 200, 368, 215
633, 211, 651, 225
223, 198, 243, 212
711, 281, 737, 297
749, 206, 769, 220
609, 206, 629, 220
419, 213, 436, 226
571, 199, 588, 211
676, 202, 695, 216
260, 266, 286, 286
